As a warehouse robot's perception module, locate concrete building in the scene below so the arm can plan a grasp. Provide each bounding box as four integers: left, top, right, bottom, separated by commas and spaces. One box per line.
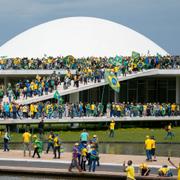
1, 17, 179, 105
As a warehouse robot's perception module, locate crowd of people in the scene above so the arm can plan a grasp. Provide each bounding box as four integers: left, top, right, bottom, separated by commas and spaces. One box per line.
0, 54, 180, 102
0, 101, 179, 120
2, 128, 179, 178
0, 55, 180, 70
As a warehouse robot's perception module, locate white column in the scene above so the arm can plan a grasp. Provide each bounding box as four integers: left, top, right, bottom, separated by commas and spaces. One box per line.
114, 92, 119, 103
176, 77, 180, 104
4, 77, 8, 95
69, 92, 79, 103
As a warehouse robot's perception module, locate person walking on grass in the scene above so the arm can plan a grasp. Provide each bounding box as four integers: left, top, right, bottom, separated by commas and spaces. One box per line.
68, 143, 82, 172
168, 157, 180, 180
165, 123, 175, 139
22, 130, 31, 157
109, 119, 115, 137
123, 160, 136, 180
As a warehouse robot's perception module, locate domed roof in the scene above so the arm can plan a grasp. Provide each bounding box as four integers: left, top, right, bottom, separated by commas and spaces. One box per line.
0, 17, 168, 58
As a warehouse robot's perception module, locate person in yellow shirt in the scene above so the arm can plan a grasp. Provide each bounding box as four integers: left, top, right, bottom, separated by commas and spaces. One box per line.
171, 103, 176, 116
22, 130, 31, 157
150, 136, 157, 161
165, 123, 175, 139
109, 120, 115, 138
81, 146, 88, 171
168, 157, 180, 180
139, 163, 150, 176
123, 160, 136, 180
46, 131, 54, 154
144, 136, 152, 161
53, 134, 61, 159
158, 165, 173, 177
30, 103, 35, 118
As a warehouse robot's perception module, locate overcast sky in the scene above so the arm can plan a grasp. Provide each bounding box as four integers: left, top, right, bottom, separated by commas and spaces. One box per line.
0, 0, 179, 54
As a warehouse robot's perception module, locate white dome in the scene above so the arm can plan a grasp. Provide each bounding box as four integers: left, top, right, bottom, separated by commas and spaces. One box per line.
0, 17, 168, 58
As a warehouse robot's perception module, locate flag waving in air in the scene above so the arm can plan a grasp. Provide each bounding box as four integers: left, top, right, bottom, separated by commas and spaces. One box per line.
53, 90, 60, 100
105, 71, 120, 93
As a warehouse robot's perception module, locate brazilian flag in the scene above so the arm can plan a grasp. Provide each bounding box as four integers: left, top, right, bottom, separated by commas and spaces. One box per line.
53, 90, 60, 100
105, 71, 120, 93
132, 51, 140, 60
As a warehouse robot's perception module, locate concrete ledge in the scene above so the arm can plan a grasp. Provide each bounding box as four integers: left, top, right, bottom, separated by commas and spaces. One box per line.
0, 166, 176, 180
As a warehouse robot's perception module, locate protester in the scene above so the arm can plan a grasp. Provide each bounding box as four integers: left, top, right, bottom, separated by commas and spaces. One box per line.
32, 135, 42, 158
139, 163, 150, 176
165, 123, 175, 139
89, 147, 98, 172
46, 131, 54, 154
123, 160, 136, 180
80, 144, 88, 171
68, 143, 82, 172
80, 129, 89, 144
3, 131, 10, 152
53, 134, 61, 159
109, 119, 115, 137
144, 136, 152, 161
22, 130, 31, 157
158, 165, 173, 177
151, 136, 157, 161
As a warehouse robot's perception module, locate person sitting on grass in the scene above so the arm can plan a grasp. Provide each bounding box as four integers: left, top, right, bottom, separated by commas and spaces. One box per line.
123, 160, 136, 180
168, 157, 180, 180
158, 165, 173, 177
139, 163, 150, 176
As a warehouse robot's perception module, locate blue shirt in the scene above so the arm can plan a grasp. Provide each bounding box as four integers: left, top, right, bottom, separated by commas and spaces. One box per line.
80, 132, 88, 141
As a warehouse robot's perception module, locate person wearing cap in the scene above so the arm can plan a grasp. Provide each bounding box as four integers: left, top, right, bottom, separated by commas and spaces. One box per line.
32, 135, 42, 158
144, 135, 152, 161
109, 120, 115, 137
80, 144, 88, 171
53, 134, 61, 159
68, 143, 82, 172
139, 163, 150, 176
91, 135, 98, 144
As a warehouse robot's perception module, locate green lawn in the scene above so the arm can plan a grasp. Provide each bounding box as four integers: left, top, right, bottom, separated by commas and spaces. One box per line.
1, 127, 180, 143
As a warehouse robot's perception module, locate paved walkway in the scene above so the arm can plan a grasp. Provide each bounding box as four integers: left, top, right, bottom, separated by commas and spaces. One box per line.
0, 150, 179, 168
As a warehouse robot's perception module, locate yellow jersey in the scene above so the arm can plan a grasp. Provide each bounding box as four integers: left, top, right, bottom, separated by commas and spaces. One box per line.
81, 148, 88, 156
110, 122, 115, 130
151, 139, 156, 149
23, 132, 31, 143
145, 139, 152, 150
126, 165, 135, 180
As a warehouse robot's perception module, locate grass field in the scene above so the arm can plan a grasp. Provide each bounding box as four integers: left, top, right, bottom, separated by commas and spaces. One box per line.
0, 127, 179, 143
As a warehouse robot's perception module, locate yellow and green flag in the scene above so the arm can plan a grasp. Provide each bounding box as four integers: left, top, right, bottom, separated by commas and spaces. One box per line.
105, 71, 120, 93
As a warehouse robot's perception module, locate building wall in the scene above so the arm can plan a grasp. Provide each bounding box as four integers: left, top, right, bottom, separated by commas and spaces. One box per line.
79, 77, 176, 104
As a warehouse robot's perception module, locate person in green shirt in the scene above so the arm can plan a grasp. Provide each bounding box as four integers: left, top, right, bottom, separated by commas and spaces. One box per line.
32, 135, 42, 158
